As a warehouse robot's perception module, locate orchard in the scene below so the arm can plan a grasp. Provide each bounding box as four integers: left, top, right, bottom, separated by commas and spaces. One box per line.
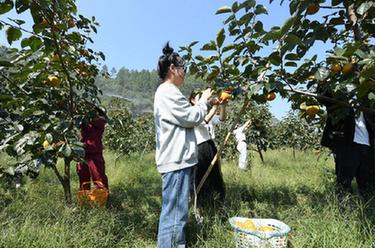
0, 0, 105, 203
0, 1, 375, 246
181, 0, 374, 120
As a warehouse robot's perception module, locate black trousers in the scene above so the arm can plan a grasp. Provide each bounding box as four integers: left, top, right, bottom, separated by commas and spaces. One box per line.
195, 139, 225, 208
332, 141, 375, 194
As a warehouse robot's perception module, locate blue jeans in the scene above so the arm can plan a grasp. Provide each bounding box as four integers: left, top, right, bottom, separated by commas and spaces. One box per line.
157, 166, 193, 248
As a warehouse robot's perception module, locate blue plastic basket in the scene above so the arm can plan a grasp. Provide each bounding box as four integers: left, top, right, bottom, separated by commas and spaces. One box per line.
229, 217, 290, 248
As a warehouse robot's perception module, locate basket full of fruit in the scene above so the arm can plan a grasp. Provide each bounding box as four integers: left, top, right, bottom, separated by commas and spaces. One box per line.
229, 217, 290, 248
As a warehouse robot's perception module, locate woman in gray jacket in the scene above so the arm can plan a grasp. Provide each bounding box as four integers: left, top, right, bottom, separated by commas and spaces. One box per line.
154, 42, 212, 248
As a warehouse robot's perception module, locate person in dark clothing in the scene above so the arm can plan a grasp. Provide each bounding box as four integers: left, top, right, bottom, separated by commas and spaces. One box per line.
76, 106, 109, 190
318, 89, 375, 196
189, 91, 226, 210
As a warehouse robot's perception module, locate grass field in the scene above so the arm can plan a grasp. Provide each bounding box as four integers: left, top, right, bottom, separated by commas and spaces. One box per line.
1, 149, 375, 248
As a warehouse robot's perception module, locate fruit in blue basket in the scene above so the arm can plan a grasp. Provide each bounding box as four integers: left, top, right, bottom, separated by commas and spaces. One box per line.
257, 226, 274, 232
235, 220, 256, 230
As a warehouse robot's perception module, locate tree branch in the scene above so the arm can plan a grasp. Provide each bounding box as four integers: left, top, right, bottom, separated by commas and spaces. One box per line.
285, 88, 375, 116
0, 20, 49, 40
346, 4, 362, 41
320, 6, 345, 9
0, 71, 31, 95
51, 164, 64, 185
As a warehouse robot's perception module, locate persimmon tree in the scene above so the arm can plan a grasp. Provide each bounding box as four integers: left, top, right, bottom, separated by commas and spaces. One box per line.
0, 0, 105, 204
181, 0, 374, 125
179, 1, 374, 190
242, 103, 274, 162
104, 98, 155, 156
269, 110, 322, 157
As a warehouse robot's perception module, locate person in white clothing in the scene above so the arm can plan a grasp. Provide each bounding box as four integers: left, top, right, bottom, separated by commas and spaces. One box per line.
233, 120, 251, 170
154, 42, 213, 248
189, 90, 227, 210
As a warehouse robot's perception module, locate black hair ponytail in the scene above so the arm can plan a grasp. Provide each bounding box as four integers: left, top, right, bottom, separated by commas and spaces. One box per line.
157, 42, 184, 81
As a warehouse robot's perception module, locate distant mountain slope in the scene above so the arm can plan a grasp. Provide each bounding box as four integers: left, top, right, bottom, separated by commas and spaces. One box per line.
95, 66, 206, 115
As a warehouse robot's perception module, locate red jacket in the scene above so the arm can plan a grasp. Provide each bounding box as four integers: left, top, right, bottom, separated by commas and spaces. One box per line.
81, 118, 106, 155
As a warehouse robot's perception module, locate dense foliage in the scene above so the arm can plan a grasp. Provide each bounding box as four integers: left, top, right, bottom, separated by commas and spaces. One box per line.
0, 0, 105, 203
104, 98, 154, 156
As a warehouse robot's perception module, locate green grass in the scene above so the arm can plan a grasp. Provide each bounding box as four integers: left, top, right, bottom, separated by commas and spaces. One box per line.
1, 150, 375, 247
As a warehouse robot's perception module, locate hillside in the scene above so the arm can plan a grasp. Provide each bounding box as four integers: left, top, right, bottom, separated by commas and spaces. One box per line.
95, 66, 206, 115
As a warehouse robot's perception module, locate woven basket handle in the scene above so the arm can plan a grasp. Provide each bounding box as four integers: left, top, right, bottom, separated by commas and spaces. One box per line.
81, 181, 106, 189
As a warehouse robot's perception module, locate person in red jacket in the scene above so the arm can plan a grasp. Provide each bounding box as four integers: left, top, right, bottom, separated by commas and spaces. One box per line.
76, 106, 109, 190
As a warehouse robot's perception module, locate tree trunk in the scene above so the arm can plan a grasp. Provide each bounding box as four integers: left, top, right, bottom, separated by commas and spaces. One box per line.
257, 144, 265, 163
51, 159, 72, 205
63, 158, 72, 204
292, 149, 296, 159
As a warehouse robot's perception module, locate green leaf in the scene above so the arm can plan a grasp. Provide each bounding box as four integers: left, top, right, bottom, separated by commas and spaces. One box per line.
9, 18, 25, 25
6, 27, 22, 45
244, 0, 256, 10
253, 21, 264, 33
262, 28, 281, 41
268, 52, 281, 66
72, 145, 85, 159
32, 23, 45, 34
284, 34, 303, 47
194, 55, 204, 61
45, 133, 53, 143
216, 6, 232, 14
361, 63, 375, 79
332, 0, 343, 6
20, 37, 29, 48
369, 92, 375, 101
0, 0, 13, 15
285, 62, 297, 67
249, 83, 263, 96
238, 12, 254, 26
223, 14, 235, 25
33, 110, 45, 116
222, 44, 236, 53
188, 41, 199, 48
255, 4, 268, 15
64, 144, 72, 157
314, 67, 329, 81
206, 69, 220, 81
343, 42, 361, 57
334, 47, 345, 56
289, 1, 299, 15
285, 53, 300, 61
29, 36, 43, 52
232, 2, 239, 13
5, 167, 15, 176
0, 60, 13, 67
201, 41, 217, 51
15, 0, 30, 14
216, 28, 225, 48
280, 16, 296, 36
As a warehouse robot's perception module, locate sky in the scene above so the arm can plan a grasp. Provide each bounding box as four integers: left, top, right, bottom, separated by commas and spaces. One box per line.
0, 1, 333, 120
75, 0, 294, 119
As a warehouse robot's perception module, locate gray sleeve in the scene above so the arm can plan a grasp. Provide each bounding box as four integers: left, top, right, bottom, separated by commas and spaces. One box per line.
162, 91, 208, 128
